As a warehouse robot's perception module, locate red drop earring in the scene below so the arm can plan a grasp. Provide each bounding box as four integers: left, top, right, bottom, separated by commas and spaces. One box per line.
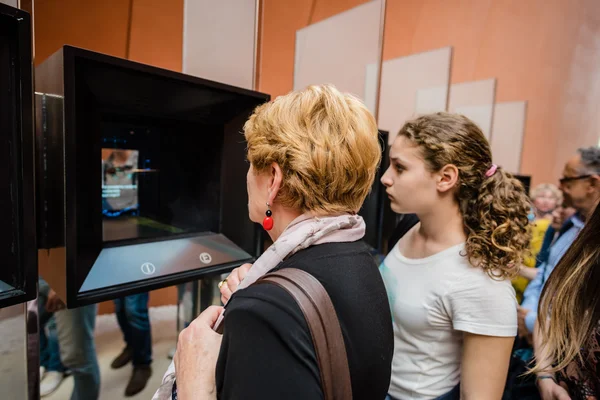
262, 202, 273, 231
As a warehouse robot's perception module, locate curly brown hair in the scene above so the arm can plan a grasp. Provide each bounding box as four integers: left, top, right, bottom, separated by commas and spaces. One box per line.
398, 112, 532, 279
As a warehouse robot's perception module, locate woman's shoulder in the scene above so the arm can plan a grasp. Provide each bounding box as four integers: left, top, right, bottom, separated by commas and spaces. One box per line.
230, 241, 376, 308
457, 260, 512, 280
228, 240, 386, 327
444, 264, 518, 337
225, 278, 310, 336
448, 262, 517, 305
280, 241, 383, 289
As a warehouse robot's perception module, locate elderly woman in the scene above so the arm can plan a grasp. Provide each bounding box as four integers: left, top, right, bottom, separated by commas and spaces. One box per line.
531, 183, 562, 221
514, 183, 563, 302
170, 85, 394, 400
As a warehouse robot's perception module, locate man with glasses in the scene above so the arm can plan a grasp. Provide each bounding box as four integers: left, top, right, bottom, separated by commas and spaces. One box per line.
518, 146, 600, 340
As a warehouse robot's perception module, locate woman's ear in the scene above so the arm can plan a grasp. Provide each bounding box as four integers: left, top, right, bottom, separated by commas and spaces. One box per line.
437, 164, 459, 193
267, 162, 283, 205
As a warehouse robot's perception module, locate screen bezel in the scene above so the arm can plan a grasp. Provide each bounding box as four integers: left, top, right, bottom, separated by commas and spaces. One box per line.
0, 4, 36, 309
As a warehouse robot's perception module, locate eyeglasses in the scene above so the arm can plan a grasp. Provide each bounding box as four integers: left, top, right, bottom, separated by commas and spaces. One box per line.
559, 175, 592, 185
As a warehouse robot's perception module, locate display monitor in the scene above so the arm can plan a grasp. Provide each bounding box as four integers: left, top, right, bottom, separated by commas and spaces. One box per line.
99, 117, 223, 244
35, 46, 269, 307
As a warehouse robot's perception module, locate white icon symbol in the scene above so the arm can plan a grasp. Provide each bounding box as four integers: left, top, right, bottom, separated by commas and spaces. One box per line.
141, 262, 156, 275
199, 253, 212, 264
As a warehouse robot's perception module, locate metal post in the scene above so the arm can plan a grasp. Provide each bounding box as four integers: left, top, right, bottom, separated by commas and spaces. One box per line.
188, 275, 222, 322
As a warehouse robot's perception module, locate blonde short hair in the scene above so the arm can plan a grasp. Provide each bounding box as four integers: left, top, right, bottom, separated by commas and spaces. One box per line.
531, 183, 562, 204
244, 84, 380, 215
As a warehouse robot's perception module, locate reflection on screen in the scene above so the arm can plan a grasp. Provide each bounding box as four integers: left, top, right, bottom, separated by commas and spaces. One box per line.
102, 149, 140, 215
101, 119, 223, 243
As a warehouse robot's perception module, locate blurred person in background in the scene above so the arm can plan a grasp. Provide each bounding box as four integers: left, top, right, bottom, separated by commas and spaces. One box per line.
38, 278, 68, 397
41, 280, 100, 400
110, 292, 153, 397
517, 202, 577, 283
505, 199, 578, 399
519, 146, 600, 342
531, 184, 562, 220
513, 184, 562, 302
504, 147, 600, 399
532, 147, 600, 400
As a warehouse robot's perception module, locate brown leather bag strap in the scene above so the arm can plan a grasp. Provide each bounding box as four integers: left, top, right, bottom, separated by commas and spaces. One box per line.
256, 268, 353, 400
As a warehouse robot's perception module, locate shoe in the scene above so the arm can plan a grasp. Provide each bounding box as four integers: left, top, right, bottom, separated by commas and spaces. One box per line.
167, 346, 176, 359
111, 346, 133, 369
39, 366, 46, 381
40, 371, 65, 397
125, 365, 152, 397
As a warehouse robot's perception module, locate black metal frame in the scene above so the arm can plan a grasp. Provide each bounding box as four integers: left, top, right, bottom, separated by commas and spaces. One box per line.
36, 46, 269, 307
0, 4, 36, 309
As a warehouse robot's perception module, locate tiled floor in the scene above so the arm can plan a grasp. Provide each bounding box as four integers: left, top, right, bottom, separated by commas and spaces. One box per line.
46, 305, 178, 400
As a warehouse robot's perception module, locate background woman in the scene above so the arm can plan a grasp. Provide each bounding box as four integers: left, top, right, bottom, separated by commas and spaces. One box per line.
514, 184, 562, 301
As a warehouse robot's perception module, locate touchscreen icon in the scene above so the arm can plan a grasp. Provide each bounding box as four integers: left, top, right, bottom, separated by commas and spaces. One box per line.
199, 253, 212, 264
141, 262, 156, 275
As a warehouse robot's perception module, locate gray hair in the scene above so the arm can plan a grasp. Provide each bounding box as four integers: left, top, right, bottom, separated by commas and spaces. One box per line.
578, 146, 600, 175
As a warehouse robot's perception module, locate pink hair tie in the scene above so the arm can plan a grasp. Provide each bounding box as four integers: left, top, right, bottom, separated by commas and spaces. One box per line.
485, 164, 498, 177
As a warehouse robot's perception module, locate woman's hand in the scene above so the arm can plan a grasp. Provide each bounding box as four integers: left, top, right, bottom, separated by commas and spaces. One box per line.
537, 378, 571, 400
174, 305, 224, 400
219, 263, 252, 304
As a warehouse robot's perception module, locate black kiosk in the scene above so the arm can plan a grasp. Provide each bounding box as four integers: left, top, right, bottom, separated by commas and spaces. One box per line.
0, 3, 36, 309
35, 46, 269, 308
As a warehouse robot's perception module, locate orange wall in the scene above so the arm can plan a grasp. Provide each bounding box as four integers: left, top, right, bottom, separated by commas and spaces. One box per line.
35, 0, 183, 70
128, 0, 183, 72
259, 0, 600, 185
35, 0, 131, 64
34, 0, 183, 313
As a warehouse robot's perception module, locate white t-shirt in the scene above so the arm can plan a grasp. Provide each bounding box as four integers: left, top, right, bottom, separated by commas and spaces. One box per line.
379, 242, 517, 399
